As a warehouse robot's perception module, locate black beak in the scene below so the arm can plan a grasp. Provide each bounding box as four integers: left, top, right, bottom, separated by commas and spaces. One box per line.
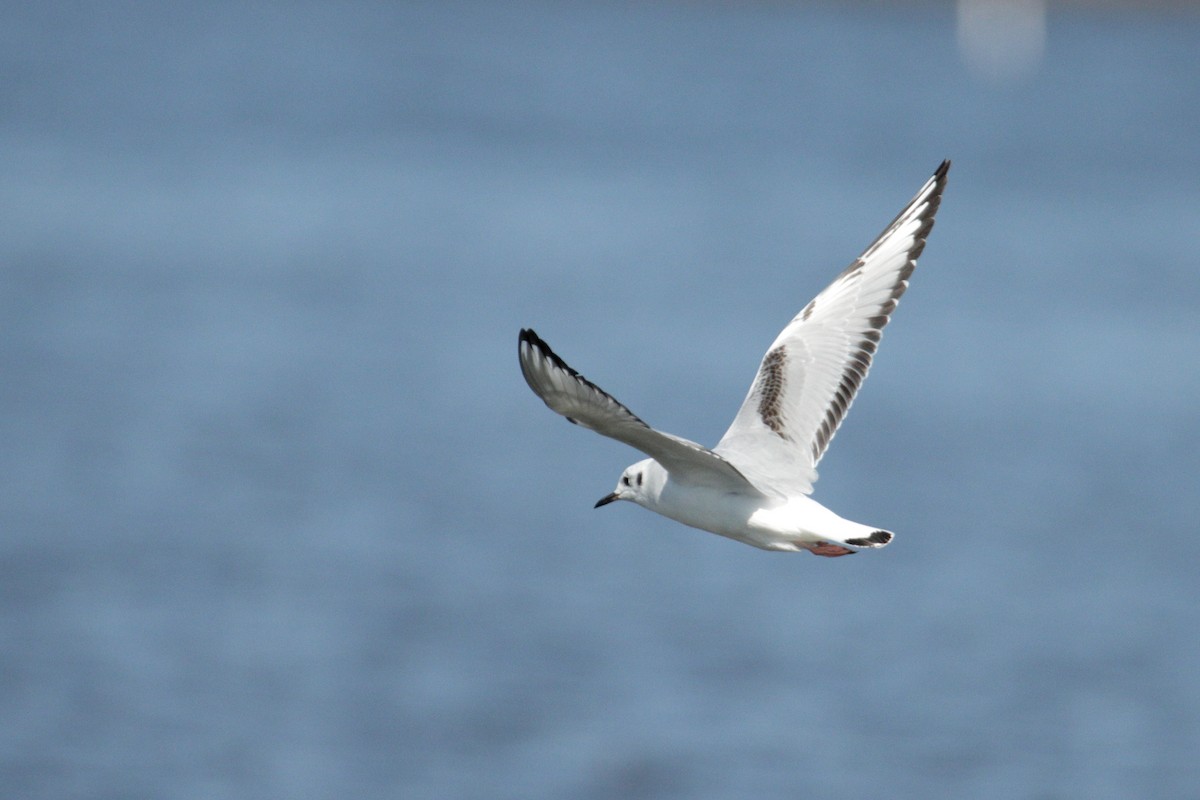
594, 492, 619, 508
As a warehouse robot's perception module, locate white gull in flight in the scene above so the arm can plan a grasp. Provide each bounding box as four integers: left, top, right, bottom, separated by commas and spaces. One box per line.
519, 161, 949, 557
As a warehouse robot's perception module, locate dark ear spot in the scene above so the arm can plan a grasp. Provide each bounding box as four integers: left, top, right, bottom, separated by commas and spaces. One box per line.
636, 472, 643, 487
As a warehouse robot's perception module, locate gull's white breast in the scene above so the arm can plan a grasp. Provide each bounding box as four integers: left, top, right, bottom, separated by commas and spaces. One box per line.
643, 477, 858, 551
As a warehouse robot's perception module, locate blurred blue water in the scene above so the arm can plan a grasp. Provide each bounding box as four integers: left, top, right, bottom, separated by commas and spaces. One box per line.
2, 2, 1198, 798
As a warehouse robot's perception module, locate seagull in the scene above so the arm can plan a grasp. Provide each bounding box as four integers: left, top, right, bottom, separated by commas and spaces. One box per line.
518, 161, 949, 556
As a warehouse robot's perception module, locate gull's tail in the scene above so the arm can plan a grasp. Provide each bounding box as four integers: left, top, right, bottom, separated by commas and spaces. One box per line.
845, 529, 894, 548
809, 528, 894, 558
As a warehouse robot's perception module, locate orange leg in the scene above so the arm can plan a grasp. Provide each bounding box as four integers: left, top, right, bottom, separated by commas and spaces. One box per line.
810, 541, 855, 557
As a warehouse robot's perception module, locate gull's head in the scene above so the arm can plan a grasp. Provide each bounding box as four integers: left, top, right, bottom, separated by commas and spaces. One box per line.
595, 460, 654, 509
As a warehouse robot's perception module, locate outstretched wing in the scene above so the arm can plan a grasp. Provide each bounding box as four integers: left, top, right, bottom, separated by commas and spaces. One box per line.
519, 329, 763, 495
715, 160, 950, 497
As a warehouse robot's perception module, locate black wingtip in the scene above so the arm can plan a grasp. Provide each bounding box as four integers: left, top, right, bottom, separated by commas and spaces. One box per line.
926, 161, 950, 202
518, 328, 580, 379
519, 328, 554, 362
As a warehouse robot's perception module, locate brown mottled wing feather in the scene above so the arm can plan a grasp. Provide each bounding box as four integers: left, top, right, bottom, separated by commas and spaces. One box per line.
519, 329, 764, 495
715, 161, 949, 497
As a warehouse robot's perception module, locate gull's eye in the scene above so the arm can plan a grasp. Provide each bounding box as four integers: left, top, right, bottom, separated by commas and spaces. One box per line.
622, 475, 631, 487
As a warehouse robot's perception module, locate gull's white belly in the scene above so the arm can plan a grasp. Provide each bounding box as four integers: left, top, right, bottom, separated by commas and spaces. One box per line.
643, 479, 851, 551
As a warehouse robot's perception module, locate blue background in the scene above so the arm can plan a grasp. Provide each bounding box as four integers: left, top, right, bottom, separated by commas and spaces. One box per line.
3, 2, 1198, 797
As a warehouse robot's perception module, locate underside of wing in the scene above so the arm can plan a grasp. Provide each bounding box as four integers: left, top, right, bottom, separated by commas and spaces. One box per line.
519, 329, 763, 495
715, 161, 949, 496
